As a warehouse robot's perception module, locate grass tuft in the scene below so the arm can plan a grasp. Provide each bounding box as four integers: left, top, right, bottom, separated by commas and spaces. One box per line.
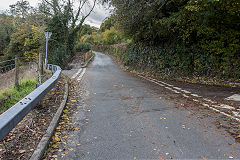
0, 78, 37, 114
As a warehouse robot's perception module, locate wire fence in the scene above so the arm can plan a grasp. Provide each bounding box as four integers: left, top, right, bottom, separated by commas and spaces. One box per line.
0, 57, 40, 90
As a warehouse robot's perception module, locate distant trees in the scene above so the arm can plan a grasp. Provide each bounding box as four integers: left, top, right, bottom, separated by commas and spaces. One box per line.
77, 15, 123, 46
0, 0, 98, 68
99, 15, 114, 32
0, 14, 15, 56
0, 0, 45, 61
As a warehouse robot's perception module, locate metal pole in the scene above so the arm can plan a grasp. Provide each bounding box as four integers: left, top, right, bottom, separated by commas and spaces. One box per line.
45, 38, 48, 68
44, 32, 52, 69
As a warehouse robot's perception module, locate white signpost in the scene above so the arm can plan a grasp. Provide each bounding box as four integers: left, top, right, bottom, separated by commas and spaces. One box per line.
44, 32, 52, 67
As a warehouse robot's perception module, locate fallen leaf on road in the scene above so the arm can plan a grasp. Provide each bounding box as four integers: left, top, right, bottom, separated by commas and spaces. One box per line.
230, 152, 236, 156
158, 156, 165, 160
235, 138, 240, 142
203, 157, 207, 160
228, 143, 236, 146
68, 148, 74, 151
62, 114, 68, 119
52, 155, 57, 158
62, 135, 68, 139
19, 150, 26, 153
41, 119, 46, 122
52, 144, 59, 149
216, 128, 221, 132
54, 137, 60, 142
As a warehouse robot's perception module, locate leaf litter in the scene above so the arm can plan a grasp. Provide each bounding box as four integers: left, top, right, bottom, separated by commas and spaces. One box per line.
0, 76, 66, 160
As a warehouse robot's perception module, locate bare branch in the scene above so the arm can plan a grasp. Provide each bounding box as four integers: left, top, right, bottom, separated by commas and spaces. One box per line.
81, 0, 97, 24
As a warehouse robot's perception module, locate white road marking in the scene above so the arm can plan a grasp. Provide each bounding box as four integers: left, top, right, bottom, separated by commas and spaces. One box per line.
139, 75, 165, 87
213, 104, 235, 110
182, 94, 190, 98
225, 94, 240, 101
166, 84, 173, 87
202, 103, 209, 107
193, 99, 199, 102
202, 103, 240, 122
203, 98, 216, 104
165, 87, 171, 90
172, 90, 180, 94
181, 90, 191, 94
159, 81, 168, 85
173, 87, 182, 90
138, 75, 240, 122
233, 111, 240, 117
77, 68, 86, 81
191, 94, 202, 98
72, 68, 82, 79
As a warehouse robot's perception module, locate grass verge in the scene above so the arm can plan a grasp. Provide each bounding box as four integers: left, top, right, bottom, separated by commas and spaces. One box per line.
0, 78, 37, 114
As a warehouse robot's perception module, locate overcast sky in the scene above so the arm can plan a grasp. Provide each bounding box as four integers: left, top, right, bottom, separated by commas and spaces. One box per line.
0, 0, 112, 28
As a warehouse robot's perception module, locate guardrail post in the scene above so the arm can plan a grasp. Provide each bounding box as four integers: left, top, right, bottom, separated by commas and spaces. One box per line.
14, 56, 19, 88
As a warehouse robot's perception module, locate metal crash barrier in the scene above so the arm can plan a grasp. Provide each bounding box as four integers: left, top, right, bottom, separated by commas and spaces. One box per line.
0, 64, 61, 141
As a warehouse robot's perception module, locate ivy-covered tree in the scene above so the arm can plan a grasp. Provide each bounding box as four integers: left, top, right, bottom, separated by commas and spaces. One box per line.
38, 0, 97, 66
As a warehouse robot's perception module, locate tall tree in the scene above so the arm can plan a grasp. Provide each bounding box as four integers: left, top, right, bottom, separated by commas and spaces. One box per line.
9, 0, 33, 18
40, 0, 96, 52
38, 0, 97, 66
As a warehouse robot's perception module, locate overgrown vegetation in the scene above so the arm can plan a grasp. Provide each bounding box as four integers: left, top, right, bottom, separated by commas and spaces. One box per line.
0, 78, 37, 113
75, 42, 91, 52
96, 0, 240, 80
0, 0, 97, 68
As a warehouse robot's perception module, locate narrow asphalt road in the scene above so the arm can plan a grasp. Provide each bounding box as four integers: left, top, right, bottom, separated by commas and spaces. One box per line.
60, 51, 240, 159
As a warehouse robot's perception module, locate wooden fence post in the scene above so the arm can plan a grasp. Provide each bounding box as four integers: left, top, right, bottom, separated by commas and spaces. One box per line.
39, 52, 43, 84
14, 56, 19, 88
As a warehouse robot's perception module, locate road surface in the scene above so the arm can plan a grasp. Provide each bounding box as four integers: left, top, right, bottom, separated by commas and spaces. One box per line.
59, 51, 240, 159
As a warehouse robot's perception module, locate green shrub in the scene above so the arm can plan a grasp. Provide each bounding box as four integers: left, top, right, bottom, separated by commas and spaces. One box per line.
75, 42, 91, 52
0, 78, 37, 113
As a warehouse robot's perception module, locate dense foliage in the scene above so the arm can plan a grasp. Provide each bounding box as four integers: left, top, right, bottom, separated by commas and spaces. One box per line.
39, 0, 97, 67
0, 0, 97, 68
78, 17, 126, 45
103, 0, 240, 79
